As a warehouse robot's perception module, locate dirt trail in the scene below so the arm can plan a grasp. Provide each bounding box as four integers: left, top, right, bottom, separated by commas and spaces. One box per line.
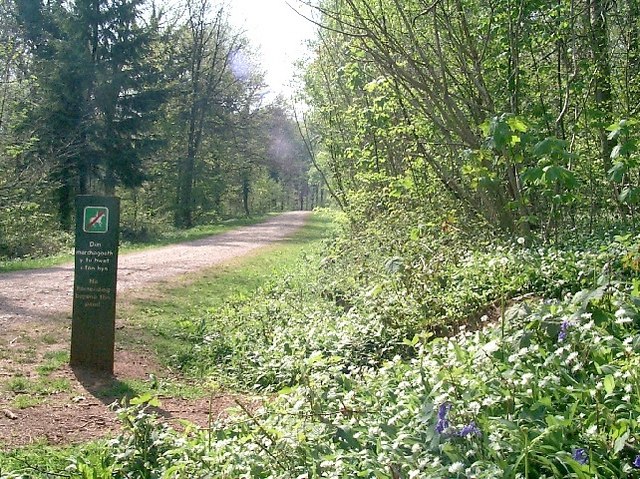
0, 211, 310, 448
0, 211, 311, 328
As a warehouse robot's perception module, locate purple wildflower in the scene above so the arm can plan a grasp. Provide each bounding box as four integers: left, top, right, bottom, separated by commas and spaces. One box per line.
633, 455, 640, 468
438, 402, 452, 420
458, 421, 481, 438
572, 448, 588, 465
558, 319, 570, 342
436, 402, 452, 434
435, 418, 450, 434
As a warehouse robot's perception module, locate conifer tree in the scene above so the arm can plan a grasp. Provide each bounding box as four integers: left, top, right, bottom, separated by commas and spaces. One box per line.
15, 0, 164, 229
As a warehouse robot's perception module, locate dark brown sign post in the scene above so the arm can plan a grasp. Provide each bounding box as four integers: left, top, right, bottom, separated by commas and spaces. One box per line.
71, 195, 120, 373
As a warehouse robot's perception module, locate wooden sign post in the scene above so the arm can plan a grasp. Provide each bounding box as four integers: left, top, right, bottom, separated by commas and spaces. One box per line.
70, 195, 120, 373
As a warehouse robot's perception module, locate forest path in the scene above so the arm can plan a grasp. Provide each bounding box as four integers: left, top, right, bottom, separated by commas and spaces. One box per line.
0, 211, 311, 448
0, 210, 311, 329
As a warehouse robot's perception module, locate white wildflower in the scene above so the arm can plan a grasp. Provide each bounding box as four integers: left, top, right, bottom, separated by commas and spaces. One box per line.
521, 373, 534, 386
565, 351, 579, 364
482, 396, 497, 407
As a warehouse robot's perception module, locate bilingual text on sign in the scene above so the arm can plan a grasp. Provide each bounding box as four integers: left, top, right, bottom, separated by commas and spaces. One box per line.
72, 195, 120, 373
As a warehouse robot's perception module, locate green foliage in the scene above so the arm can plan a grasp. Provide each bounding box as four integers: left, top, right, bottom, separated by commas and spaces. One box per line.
0, 201, 72, 259
608, 119, 640, 210
0, 1, 317, 260
0, 444, 98, 479
315, 207, 624, 341
303, 0, 640, 239
5, 2, 640, 475
34, 230, 640, 478
130, 212, 341, 391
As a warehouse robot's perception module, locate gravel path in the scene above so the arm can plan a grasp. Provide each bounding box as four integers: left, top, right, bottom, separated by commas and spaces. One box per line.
0, 211, 311, 328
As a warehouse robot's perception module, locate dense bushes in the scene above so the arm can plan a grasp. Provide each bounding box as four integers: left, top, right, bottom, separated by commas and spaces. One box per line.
4, 211, 640, 478
48, 218, 640, 478
0, 202, 72, 259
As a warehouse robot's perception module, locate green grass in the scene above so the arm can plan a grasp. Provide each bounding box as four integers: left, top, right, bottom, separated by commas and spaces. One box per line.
4, 375, 71, 397
0, 213, 278, 273
92, 378, 145, 400
3, 350, 71, 409
0, 442, 107, 475
119, 212, 333, 393
0, 212, 331, 472
91, 376, 209, 401
11, 394, 43, 409
0, 252, 75, 274
36, 350, 69, 376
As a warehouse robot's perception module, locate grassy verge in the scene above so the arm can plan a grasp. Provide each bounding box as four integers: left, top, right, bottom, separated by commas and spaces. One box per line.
0, 212, 331, 475
0, 443, 95, 477
0, 213, 277, 274
112, 212, 333, 396
6, 214, 640, 477
40, 224, 640, 478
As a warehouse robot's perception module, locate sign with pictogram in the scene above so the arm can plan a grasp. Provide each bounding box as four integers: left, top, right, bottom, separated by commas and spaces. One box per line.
83, 206, 109, 233
71, 196, 120, 373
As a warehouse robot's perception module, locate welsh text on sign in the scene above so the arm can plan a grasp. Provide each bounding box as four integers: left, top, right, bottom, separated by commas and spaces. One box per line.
71, 196, 120, 373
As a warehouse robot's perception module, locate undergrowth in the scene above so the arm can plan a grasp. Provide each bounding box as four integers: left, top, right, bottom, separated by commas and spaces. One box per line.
3, 210, 640, 478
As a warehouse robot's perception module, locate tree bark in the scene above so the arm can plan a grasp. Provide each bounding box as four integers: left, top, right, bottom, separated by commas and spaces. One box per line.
590, 0, 614, 173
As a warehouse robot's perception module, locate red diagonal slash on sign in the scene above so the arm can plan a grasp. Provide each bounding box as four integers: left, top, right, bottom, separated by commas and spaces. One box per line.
87, 210, 106, 230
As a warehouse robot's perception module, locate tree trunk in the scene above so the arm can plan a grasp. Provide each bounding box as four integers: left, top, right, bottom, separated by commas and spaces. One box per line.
242, 173, 250, 216
176, 145, 197, 228
590, 0, 614, 173
57, 173, 73, 231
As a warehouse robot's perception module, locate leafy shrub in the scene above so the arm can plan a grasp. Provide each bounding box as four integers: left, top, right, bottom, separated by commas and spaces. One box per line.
72, 257, 640, 478
0, 202, 71, 259
51, 217, 640, 479
317, 209, 628, 337
8, 212, 640, 478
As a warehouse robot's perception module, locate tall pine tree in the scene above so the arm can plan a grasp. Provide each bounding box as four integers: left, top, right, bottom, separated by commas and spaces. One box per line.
16, 0, 164, 229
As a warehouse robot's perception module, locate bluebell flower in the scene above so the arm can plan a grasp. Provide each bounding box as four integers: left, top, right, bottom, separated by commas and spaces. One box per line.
572, 448, 588, 465
437, 402, 452, 420
633, 455, 640, 468
458, 421, 481, 438
558, 319, 570, 342
436, 418, 449, 434
436, 402, 452, 434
